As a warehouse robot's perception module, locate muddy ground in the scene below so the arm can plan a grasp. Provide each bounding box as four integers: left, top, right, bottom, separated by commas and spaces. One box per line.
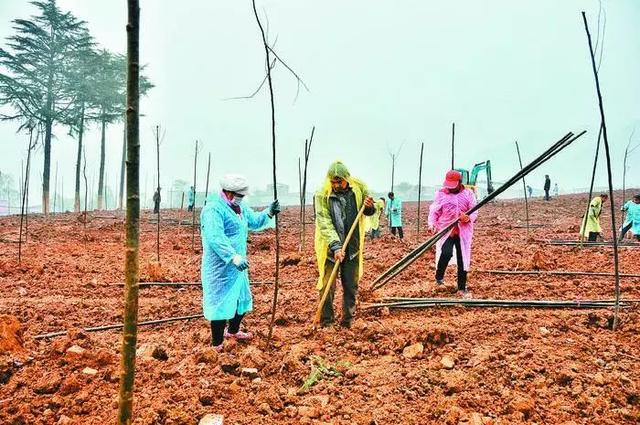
0, 191, 639, 424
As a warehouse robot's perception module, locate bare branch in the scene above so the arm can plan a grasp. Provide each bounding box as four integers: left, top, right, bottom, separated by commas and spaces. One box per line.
266, 45, 310, 94
223, 58, 276, 101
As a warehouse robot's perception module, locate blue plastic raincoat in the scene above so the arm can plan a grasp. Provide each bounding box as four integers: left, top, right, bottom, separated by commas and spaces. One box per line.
622, 200, 640, 236
385, 197, 403, 227
200, 193, 272, 320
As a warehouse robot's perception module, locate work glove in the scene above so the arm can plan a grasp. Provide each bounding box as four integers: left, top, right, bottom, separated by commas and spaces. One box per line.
459, 213, 470, 223
232, 254, 249, 271
268, 200, 281, 218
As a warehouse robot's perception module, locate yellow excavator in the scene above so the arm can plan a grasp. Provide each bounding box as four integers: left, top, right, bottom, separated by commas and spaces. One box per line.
455, 161, 494, 196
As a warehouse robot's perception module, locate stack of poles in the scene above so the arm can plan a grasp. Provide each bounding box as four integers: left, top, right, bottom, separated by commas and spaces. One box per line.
364, 297, 631, 310
370, 131, 586, 292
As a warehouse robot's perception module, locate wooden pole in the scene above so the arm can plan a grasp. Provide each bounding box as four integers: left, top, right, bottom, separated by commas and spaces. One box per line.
204, 152, 211, 205
251, 0, 280, 345
301, 126, 314, 248
191, 140, 198, 251
315, 205, 366, 324
582, 11, 621, 329
18, 130, 34, 263
155, 125, 160, 263
298, 156, 303, 252
515, 141, 530, 234
451, 122, 455, 170
417, 142, 424, 236
118, 0, 141, 422
118, 121, 126, 211
390, 154, 395, 193
580, 124, 603, 244
53, 162, 58, 214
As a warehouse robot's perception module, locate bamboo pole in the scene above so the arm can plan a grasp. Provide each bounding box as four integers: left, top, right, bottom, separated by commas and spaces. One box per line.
315, 205, 366, 325
515, 141, 530, 234
417, 142, 424, 236
53, 162, 58, 214
251, 0, 281, 345
117, 0, 141, 422
204, 152, 211, 205
370, 131, 585, 291
35, 314, 202, 341
582, 11, 621, 329
476, 269, 640, 278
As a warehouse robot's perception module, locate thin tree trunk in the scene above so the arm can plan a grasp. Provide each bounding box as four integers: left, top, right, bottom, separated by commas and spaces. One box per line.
582, 11, 621, 330
53, 162, 58, 214
156, 125, 160, 263
298, 156, 302, 251
61, 177, 64, 212
191, 140, 198, 251
98, 118, 107, 210
581, 124, 603, 244
74, 104, 85, 212
119, 121, 126, 210
204, 152, 211, 205
417, 142, 424, 236
118, 0, 141, 422
515, 141, 530, 234
451, 122, 455, 170
390, 154, 395, 193
83, 147, 88, 235
301, 126, 314, 246
18, 130, 34, 264
252, 0, 280, 345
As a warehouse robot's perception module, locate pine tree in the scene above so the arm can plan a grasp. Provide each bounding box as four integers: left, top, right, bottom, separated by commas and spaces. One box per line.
0, 0, 92, 214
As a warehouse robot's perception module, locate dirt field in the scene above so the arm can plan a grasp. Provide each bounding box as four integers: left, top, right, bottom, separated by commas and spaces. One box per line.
1, 192, 639, 424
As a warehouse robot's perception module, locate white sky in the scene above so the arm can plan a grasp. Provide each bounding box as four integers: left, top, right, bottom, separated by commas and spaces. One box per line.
0, 0, 639, 207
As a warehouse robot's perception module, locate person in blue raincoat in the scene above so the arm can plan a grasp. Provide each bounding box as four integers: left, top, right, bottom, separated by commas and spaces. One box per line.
620, 194, 640, 241
188, 186, 196, 211
385, 191, 403, 239
200, 174, 280, 350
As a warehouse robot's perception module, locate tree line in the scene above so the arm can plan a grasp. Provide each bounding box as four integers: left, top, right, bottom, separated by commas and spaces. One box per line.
0, 0, 152, 214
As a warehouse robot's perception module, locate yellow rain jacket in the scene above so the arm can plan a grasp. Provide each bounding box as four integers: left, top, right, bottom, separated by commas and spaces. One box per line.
580, 196, 604, 236
314, 161, 371, 290
365, 199, 385, 232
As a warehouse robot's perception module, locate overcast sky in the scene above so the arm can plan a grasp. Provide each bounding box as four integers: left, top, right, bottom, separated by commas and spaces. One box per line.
0, 0, 639, 207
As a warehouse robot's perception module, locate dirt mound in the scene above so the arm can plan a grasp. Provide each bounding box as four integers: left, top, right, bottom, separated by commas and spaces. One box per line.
0, 315, 24, 355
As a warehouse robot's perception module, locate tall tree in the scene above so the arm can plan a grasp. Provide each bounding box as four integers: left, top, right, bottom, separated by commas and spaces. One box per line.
66, 47, 100, 212
118, 0, 141, 422
0, 0, 92, 214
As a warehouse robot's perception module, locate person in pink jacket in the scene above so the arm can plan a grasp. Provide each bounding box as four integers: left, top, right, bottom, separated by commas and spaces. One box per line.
428, 170, 478, 297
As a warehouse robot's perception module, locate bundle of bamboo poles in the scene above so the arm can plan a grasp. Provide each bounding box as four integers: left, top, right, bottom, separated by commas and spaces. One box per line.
363, 297, 633, 310
370, 131, 586, 292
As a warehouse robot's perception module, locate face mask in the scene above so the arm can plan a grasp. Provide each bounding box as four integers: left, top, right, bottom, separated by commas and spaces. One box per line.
231, 196, 243, 206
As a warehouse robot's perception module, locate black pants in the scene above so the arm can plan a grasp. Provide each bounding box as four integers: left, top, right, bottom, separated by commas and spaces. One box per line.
210, 312, 244, 346
319, 257, 359, 326
153, 202, 160, 214
544, 189, 550, 201
588, 232, 599, 242
435, 235, 467, 291
187, 204, 194, 212
391, 226, 404, 239
620, 222, 633, 240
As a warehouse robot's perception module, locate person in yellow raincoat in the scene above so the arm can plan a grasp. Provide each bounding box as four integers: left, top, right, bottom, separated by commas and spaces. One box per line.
580, 193, 609, 241
365, 198, 385, 239
314, 161, 375, 328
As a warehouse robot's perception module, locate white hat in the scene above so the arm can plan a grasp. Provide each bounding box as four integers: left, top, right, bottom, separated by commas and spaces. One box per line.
220, 174, 249, 196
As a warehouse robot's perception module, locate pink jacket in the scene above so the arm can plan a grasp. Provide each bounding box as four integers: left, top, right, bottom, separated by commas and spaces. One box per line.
428, 187, 478, 271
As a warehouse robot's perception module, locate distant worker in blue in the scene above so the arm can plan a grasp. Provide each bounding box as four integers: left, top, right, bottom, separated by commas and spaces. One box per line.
620, 194, 640, 241
188, 186, 196, 211
385, 191, 403, 239
200, 174, 280, 350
